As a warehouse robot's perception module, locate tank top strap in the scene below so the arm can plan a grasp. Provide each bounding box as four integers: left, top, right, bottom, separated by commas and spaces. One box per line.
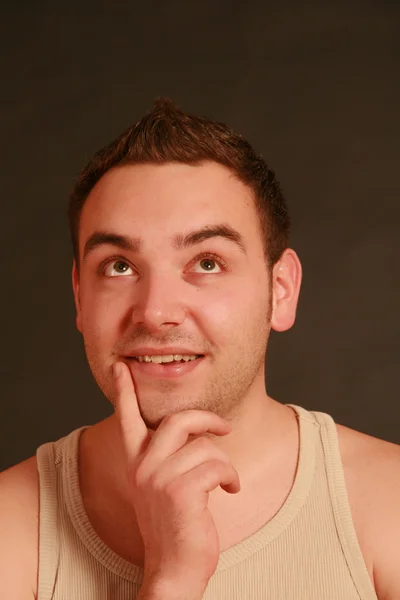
36, 439, 61, 600
36, 428, 92, 598
301, 407, 378, 600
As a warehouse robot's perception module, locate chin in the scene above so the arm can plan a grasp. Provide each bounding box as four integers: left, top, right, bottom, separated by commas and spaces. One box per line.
139, 401, 199, 430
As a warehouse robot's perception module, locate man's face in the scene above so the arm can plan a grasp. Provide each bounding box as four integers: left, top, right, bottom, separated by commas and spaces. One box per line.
73, 161, 274, 427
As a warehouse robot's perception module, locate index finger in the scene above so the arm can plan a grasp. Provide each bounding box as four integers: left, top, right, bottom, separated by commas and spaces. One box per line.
113, 361, 150, 458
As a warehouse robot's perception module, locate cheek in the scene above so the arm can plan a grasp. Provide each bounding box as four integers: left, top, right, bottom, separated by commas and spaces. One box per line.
203, 283, 268, 344
79, 285, 131, 343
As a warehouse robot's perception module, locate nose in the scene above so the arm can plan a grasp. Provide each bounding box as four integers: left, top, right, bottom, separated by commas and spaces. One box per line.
130, 271, 187, 333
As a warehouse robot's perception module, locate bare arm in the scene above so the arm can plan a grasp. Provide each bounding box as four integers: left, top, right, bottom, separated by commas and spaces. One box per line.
0, 457, 39, 600
370, 449, 400, 600
344, 433, 400, 600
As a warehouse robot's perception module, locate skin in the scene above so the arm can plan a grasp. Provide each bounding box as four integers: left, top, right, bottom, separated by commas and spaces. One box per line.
71, 160, 303, 593
72, 161, 301, 428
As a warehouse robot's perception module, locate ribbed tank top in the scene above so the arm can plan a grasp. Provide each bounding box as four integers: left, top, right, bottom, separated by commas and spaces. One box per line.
35, 405, 379, 600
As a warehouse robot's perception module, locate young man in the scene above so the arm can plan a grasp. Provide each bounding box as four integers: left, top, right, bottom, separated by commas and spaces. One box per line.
1, 99, 399, 600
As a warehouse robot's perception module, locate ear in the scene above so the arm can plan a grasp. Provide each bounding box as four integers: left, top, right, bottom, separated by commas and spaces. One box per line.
72, 260, 83, 333
270, 248, 302, 332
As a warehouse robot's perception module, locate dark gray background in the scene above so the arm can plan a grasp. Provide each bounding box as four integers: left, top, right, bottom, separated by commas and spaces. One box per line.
1, 0, 399, 470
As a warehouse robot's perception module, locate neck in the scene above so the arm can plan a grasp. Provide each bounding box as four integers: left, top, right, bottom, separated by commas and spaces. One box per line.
78, 387, 299, 562
80, 382, 298, 502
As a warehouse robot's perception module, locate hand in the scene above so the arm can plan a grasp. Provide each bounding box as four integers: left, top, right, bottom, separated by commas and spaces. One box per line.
113, 361, 241, 598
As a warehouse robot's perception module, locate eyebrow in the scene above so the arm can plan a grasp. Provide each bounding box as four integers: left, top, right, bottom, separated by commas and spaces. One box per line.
82, 223, 247, 262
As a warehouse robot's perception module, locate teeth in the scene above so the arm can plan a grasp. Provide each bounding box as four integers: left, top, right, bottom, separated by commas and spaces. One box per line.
137, 354, 199, 364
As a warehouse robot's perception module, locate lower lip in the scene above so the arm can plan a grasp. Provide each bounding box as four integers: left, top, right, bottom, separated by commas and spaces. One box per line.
125, 356, 205, 378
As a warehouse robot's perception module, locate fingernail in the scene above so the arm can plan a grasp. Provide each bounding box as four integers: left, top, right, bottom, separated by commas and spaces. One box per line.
113, 362, 122, 379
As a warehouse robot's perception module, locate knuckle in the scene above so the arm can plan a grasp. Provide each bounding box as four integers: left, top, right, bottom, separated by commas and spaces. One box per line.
205, 458, 232, 479
206, 458, 226, 471
132, 463, 147, 488
201, 442, 229, 465
192, 436, 212, 452
186, 409, 214, 420
148, 470, 165, 493
161, 412, 181, 428
164, 477, 188, 502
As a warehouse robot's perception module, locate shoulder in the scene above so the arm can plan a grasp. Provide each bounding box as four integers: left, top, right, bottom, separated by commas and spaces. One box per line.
0, 456, 39, 599
336, 422, 400, 600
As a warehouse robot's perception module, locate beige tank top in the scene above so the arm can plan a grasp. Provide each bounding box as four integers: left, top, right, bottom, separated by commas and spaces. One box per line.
35, 404, 378, 600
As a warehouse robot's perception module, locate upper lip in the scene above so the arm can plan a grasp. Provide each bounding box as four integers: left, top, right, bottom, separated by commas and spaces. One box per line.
125, 347, 204, 357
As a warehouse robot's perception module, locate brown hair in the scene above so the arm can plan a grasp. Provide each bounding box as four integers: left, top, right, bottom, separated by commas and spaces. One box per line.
68, 98, 290, 268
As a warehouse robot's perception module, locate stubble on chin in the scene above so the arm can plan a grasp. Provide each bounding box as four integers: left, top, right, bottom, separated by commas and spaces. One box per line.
134, 353, 264, 430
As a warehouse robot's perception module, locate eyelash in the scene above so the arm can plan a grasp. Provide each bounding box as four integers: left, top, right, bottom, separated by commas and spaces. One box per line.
98, 252, 229, 275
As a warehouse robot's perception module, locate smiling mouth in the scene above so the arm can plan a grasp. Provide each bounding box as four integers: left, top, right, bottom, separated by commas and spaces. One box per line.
127, 355, 204, 364
124, 354, 206, 377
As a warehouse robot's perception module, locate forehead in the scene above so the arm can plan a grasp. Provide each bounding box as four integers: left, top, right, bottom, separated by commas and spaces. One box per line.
79, 162, 263, 254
